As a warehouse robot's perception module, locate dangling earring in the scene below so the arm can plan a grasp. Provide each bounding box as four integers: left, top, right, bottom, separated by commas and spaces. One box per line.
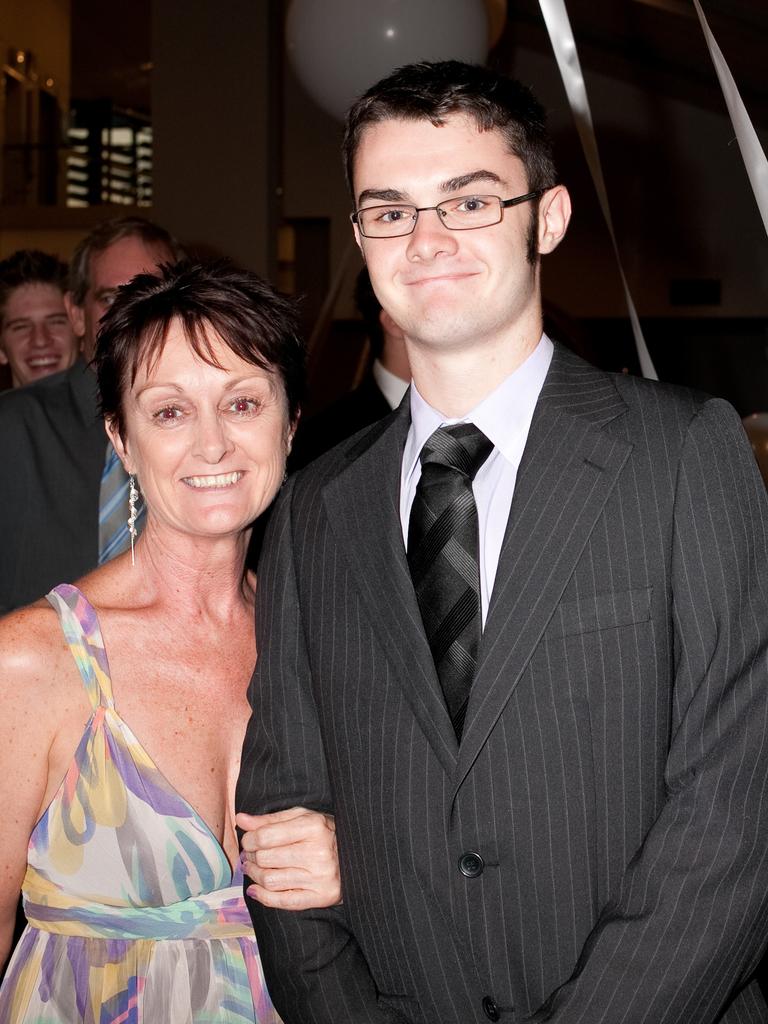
128, 476, 139, 566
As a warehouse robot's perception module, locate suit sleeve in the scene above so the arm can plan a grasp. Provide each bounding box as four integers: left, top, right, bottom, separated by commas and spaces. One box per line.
529, 397, 768, 1022
236, 477, 402, 1024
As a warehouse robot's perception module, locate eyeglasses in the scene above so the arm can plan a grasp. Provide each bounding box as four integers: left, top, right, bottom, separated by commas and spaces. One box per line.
351, 189, 548, 239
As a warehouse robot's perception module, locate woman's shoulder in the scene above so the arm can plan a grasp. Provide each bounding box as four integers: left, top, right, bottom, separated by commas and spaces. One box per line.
0, 596, 67, 695
0, 593, 90, 853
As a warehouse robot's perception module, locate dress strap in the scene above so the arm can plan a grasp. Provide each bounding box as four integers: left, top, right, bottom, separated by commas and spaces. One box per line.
46, 584, 115, 711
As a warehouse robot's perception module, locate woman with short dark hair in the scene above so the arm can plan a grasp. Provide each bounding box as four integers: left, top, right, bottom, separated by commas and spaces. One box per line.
0, 261, 338, 1023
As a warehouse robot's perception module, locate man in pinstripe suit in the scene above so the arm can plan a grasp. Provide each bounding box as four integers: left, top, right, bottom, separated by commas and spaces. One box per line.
237, 62, 768, 1023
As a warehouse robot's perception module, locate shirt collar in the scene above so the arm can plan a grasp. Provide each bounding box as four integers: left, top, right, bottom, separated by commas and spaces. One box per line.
402, 334, 553, 486
372, 358, 410, 411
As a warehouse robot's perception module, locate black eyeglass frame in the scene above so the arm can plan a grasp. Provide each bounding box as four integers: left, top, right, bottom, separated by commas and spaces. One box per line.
350, 188, 551, 238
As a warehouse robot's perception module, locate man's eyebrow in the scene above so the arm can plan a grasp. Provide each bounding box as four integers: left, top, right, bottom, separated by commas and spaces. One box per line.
357, 171, 504, 207
440, 170, 502, 193
357, 188, 409, 206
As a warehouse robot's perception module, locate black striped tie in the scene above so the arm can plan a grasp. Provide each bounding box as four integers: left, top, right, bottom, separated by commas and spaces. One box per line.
407, 423, 493, 740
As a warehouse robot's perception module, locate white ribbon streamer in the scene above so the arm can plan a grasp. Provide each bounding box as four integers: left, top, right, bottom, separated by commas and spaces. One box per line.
692, 0, 768, 237
538, 0, 658, 379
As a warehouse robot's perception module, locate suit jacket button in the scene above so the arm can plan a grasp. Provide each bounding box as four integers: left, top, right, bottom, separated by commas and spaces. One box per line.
482, 995, 501, 1021
458, 851, 484, 877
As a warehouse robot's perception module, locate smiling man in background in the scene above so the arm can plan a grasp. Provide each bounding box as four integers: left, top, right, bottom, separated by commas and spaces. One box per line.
0, 249, 78, 390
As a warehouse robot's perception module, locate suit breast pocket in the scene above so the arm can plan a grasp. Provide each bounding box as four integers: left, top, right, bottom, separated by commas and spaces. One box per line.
545, 586, 652, 641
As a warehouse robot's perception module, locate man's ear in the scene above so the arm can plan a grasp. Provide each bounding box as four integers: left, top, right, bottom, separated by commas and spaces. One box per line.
0, 344, 8, 367
379, 308, 404, 340
537, 185, 572, 256
352, 221, 367, 262
63, 291, 86, 341
105, 418, 135, 475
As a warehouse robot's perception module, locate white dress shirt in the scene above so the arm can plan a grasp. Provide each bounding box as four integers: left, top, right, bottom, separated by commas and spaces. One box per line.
400, 335, 553, 625
372, 358, 409, 411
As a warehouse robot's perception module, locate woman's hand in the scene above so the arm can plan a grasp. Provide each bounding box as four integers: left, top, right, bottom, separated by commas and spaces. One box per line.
236, 807, 340, 910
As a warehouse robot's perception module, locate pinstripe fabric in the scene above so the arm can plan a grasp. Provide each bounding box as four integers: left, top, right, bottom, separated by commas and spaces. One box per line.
237, 344, 768, 1024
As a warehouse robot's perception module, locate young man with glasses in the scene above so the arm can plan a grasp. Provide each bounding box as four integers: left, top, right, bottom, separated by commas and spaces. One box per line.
238, 61, 768, 1024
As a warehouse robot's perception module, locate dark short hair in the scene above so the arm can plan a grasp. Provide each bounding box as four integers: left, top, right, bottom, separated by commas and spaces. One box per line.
0, 249, 68, 320
69, 216, 183, 306
343, 60, 557, 197
95, 260, 305, 438
353, 267, 383, 359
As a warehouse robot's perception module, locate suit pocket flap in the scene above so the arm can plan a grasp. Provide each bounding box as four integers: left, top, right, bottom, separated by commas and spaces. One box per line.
547, 586, 652, 640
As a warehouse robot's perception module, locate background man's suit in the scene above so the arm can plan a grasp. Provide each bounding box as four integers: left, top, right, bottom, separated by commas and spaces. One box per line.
0, 357, 104, 613
237, 344, 768, 1024
289, 371, 392, 471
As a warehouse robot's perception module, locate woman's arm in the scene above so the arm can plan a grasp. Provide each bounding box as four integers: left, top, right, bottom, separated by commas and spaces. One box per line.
236, 807, 340, 910
0, 607, 62, 970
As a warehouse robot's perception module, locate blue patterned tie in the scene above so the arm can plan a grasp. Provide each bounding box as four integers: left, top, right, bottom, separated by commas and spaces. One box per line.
98, 443, 144, 564
407, 423, 493, 739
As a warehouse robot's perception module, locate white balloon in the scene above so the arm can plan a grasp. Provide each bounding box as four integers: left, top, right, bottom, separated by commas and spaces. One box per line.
286, 0, 489, 121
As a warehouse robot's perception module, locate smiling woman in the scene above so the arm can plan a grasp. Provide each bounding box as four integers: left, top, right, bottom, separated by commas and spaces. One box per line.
97, 265, 303, 548
0, 262, 340, 1024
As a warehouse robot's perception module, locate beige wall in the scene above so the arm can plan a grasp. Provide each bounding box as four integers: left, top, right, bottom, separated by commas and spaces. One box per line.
0, 207, 149, 264
0, 229, 82, 260
151, 0, 278, 278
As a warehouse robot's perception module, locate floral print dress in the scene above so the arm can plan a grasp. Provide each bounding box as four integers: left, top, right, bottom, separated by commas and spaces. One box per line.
0, 584, 280, 1024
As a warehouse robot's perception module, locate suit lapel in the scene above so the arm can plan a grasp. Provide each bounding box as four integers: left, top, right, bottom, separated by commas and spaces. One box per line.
323, 402, 459, 774
454, 348, 633, 793
322, 349, 633, 785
